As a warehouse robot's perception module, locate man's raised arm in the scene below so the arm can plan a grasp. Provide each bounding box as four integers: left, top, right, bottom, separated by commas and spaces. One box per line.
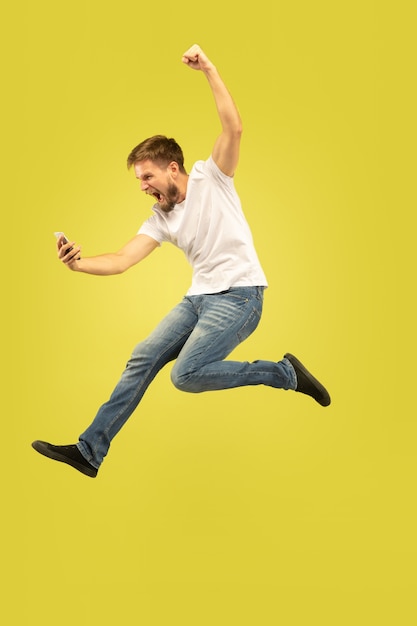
182, 44, 242, 177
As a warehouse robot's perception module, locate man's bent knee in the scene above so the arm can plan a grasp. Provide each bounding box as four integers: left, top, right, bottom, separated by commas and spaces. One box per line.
170, 368, 202, 393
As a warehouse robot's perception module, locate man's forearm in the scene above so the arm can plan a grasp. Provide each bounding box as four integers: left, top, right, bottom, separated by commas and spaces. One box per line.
203, 66, 242, 135
64, 234, 158, 275
69, 253, 127, 275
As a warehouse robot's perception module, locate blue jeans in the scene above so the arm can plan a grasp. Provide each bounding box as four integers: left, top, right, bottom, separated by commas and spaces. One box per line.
77, 286, 296, 468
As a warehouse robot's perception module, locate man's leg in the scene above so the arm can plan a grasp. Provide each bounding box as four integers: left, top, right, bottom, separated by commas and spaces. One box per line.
32, 298, 198, 474
171, 286, 296, 392
171, 286, 330, 405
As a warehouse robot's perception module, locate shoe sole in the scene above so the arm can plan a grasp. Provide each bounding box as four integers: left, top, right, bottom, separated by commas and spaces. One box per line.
31, 441, 98, 477
284, 353, 331, 407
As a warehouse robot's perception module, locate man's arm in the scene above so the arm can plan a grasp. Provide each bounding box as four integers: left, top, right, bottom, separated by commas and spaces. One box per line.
182, 44, 242, 177
58, 233, 159, 275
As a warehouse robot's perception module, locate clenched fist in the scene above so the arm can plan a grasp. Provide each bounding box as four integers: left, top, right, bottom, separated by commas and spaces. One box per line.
182, 44, 215, 73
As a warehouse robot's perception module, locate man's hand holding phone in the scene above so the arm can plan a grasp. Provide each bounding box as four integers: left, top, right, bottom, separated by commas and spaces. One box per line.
54, 232, 81, 267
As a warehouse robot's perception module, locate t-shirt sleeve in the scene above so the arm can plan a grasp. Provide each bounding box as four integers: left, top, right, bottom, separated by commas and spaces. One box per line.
205, 155, 236, 188
137, 214, 165, 245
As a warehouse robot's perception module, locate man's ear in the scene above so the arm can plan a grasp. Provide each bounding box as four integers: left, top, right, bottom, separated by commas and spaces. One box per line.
168, 161, 179, 176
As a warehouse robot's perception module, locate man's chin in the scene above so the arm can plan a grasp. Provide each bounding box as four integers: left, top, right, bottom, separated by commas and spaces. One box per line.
157, 200, 175, 214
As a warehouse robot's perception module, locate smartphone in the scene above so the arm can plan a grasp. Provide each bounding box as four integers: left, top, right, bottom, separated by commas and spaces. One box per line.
54, 231, 74, 254
54, 231, 68, 243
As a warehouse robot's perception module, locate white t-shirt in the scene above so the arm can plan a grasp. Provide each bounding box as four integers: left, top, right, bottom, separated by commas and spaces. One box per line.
138, 156, 268, 296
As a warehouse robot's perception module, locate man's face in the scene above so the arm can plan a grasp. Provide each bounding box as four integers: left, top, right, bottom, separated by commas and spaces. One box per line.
134, 159, 181, 213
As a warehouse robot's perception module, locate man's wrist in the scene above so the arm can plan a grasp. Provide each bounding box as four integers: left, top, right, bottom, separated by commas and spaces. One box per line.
69, 258, 82, 272
203, 64, 217, 78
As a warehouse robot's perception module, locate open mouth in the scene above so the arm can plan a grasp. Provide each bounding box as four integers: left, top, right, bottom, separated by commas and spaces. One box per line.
150, 191, 163, 203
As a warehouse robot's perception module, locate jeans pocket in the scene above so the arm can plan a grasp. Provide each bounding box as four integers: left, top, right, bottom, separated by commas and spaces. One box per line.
226, 286, 260, 303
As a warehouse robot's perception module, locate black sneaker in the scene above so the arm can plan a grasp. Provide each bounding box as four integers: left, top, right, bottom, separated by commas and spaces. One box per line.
31, 441, 98, 477
284, 353, 331, 407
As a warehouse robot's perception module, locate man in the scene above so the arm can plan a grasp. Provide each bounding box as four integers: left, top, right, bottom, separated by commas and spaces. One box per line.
32, 44, 330, 478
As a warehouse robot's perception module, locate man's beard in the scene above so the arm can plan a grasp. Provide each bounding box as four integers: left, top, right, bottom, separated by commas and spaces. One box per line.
158, 182, 181, 213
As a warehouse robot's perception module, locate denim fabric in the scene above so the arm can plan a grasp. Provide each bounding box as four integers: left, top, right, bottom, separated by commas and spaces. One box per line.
77, 287, 296, 468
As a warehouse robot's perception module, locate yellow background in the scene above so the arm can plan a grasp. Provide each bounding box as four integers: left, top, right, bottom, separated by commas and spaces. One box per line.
2, 1, 415, 625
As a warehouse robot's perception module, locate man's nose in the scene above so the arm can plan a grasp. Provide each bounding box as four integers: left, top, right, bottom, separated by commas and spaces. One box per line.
141, 180, 149, 191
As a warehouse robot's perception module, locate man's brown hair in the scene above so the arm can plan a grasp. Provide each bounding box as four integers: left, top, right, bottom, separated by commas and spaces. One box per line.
127, 135, 186, 173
